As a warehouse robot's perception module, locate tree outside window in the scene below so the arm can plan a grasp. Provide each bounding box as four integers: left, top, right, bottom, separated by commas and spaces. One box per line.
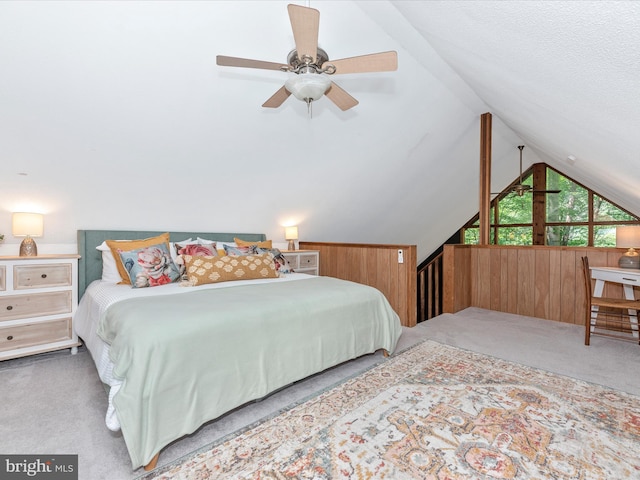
463, 164, 639, 246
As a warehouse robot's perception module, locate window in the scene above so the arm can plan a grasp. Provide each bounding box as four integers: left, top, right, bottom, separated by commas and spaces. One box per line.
463, 164, 639, 246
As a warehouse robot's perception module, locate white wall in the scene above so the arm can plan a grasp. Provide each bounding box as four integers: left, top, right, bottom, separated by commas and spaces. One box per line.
0, 1, 535, 262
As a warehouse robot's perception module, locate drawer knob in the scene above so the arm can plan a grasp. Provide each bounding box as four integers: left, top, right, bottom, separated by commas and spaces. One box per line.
7, 335, 13, 341
6, 305, 12, 311
41, 274, 47, 279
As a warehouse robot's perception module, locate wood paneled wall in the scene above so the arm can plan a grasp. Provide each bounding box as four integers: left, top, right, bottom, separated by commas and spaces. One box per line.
443, 244, 635, 325
300, 241, 417, 327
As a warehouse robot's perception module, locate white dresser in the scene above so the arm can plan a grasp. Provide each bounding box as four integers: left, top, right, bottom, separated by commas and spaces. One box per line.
282, 250, 320, 275
0, 255, 81, 360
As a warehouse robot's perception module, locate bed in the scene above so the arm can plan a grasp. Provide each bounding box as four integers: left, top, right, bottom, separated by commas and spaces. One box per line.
74, 230, 402, 470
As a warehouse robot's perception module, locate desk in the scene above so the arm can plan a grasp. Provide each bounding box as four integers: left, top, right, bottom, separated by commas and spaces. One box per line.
589, 266, 639, 338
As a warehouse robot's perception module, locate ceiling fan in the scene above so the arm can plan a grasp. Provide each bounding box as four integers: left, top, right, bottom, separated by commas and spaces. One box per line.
216, 3, 397, 114
493, 145, 561, 197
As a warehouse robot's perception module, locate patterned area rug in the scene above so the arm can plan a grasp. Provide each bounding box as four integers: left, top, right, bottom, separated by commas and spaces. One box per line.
144, 340, 640, 479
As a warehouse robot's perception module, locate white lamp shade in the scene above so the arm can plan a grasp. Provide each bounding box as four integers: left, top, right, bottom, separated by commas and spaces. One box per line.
284, 73, 331, 101
616, 226, 640, 248
12, 212, 44, 237
285, 226, 299, 241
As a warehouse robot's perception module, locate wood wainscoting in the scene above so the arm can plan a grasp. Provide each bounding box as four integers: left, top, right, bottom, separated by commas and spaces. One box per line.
299, 242, 417, 327
443, 244, 636, 325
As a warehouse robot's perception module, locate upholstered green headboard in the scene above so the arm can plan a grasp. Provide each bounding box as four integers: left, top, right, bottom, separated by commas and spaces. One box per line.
77, 230, 267, 298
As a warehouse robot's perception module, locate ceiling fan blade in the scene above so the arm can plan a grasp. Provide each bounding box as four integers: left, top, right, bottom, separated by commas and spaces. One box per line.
216, 55, 289, 72
288, 4, 319, 63
491, 188, 561, 195
262, 86, 291, 108
326, 51, 398, 74
325, 82, 359, 111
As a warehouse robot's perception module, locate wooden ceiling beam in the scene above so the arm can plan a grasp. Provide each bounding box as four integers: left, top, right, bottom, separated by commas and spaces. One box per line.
479, 113, 492, 245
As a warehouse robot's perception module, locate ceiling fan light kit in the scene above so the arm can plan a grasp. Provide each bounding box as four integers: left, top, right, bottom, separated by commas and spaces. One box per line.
216, 3, 397, 115
284, 73, 331, 102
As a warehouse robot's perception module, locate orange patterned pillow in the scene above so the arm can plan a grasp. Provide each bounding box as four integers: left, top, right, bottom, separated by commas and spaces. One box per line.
106, 233, 171, 285
183, 253, 278, 285
234, 237, 273, 249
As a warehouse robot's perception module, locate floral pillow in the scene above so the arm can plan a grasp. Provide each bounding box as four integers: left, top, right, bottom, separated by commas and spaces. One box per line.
174, 243, 217, 276
214, 241, 236, 256
223, 244, 258, 256
256, 247, 295, 274
106, 232, 171, 285
170, 238, 193, 262
176, 243, 217, 257
118, 243, 181, 288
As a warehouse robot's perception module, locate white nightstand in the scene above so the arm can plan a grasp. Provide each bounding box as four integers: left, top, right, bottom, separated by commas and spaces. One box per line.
282, 250, 320, 275
0, 255, 81, 361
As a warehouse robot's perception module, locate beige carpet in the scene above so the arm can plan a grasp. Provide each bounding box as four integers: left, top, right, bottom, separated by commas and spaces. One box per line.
2, 307, 639, 479
142, 339, 640, 479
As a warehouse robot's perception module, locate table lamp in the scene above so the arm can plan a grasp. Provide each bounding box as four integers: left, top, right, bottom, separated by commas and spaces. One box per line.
12, 212, 44, 257
285, 226, 298, 251
616, 225, 640, 269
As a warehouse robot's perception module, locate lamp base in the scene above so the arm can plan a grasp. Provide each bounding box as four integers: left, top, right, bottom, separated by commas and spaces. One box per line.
287, 240, 296, 251
19, 236, 38, 257
618, 252, 640, 269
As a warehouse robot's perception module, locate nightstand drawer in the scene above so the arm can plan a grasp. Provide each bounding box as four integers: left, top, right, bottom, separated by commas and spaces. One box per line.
283, 254, 299, 269
281, 250, 319, 275
299, 254, 318, 268
13, 263, 73, 289
0, 291, 72, 322
0, 318, 72, 352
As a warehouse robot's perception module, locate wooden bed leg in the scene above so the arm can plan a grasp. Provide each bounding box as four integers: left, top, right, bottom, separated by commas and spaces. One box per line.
144, 453, 160, 471
383, 349, 390, 357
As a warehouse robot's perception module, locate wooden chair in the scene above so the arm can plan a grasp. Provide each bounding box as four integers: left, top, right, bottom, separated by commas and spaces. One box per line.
582, 256, 640, 345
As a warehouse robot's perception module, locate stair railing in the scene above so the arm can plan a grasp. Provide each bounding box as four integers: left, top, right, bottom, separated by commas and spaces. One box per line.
417, 251, 443, 322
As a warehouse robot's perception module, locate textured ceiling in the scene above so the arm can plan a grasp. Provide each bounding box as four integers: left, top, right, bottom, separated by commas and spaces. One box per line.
388, 0, 640, 212
0, 1, 638, 261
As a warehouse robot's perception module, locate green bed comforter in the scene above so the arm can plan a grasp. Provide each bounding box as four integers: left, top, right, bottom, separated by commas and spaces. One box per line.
97, 276, 402, 468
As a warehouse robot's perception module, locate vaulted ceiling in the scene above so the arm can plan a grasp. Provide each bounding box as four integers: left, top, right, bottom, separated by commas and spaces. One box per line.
1, 1, 638, 261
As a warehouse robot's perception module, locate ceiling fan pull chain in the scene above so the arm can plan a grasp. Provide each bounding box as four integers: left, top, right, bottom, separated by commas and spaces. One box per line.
306, 98, 313, 118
